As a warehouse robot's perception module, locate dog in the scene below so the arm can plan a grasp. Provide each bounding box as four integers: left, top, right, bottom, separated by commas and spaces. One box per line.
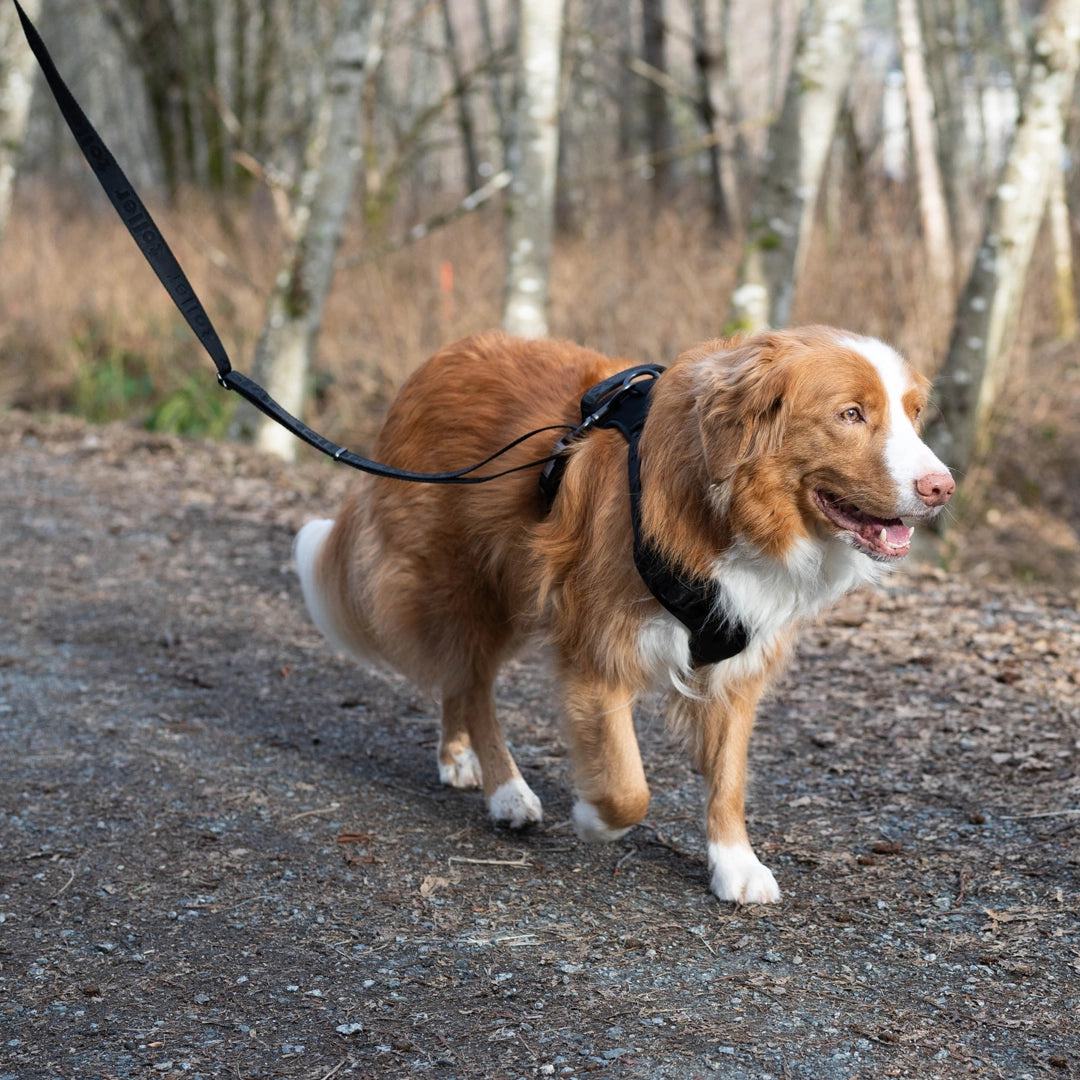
294, 327, 953, 903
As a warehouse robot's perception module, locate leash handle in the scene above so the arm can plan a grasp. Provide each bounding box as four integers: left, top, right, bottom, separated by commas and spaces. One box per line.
12, 0, 575, 485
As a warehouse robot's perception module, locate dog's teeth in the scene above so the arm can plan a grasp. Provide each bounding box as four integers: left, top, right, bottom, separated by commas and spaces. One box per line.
879, 527, 888, 544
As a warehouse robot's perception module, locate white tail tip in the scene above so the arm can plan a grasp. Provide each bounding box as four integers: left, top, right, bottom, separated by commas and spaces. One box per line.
293, 519, 349, 654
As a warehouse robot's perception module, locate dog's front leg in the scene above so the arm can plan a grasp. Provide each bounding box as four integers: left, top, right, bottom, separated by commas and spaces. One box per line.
561, 672, 650, 841
688, 672, 781, 905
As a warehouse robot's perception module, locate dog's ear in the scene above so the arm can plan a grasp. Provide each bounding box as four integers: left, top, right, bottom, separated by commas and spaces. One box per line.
695, 334, 791, 482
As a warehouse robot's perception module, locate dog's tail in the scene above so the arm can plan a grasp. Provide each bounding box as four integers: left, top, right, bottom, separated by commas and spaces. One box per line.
293, 519, 357, 658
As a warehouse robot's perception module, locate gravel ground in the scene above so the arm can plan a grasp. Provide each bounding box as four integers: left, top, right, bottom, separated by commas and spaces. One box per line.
1, 411, 1078, 1080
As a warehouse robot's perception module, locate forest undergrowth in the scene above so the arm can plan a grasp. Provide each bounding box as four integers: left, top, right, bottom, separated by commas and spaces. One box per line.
1, 180, 1078, 585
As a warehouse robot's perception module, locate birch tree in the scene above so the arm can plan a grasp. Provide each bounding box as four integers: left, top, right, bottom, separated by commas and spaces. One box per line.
728, 0, 865, 332
237, 0, 387, 460
924, 0, 1080, 481
897, 0, 955, 296
502, 0, 564, 339
0, 0, 41, 247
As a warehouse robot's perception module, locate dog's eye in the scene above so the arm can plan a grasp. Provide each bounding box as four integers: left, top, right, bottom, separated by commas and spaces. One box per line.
840, 407, 864, 424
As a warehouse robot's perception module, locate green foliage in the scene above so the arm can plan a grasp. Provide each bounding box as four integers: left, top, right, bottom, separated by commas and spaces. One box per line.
1017, 477, 1043, 508
145, 373, 235, 438
68, 318, 234, 437
723, 316, 753, 336
71, 337, 154, 424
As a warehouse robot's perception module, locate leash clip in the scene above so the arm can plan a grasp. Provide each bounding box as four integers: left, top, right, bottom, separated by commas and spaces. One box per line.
539, 364, 664, 508
578, 367, 661, 433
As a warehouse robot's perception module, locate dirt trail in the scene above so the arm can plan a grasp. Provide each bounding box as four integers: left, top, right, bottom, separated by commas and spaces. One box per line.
1, 411, 1078, 1080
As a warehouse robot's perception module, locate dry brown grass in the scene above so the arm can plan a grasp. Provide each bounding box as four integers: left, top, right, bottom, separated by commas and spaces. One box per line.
0, 181, 947, 441
2, 180, 1077, 583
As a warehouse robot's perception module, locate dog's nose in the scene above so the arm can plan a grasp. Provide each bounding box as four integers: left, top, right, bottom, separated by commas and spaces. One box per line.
915, 471, 955, 507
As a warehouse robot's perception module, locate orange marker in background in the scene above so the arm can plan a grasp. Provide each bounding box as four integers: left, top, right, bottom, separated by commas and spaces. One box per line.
440, 260, 454, 326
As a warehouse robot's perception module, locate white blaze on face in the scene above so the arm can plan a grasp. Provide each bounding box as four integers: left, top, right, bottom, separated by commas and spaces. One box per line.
843, 336, 950, 515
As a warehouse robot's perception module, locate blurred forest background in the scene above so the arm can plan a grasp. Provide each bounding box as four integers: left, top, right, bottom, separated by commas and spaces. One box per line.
1, 0, 1079, 582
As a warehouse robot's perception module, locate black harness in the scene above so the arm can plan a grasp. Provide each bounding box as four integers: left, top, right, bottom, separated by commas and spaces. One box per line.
540, 369, 750, 667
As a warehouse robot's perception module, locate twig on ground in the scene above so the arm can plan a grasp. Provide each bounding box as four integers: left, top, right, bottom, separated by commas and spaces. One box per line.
449, 854, 530, 867
287, 803, 341, 821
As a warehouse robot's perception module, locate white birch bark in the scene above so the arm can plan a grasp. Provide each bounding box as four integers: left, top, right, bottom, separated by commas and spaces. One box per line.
1049, 162, 1077, 340
897, 0, 955, 295
729, 0, 865, 332
925, 0, 1080, 478
239, 0, 387, 460
502, 0, 564, 340
0, 0, 41, 247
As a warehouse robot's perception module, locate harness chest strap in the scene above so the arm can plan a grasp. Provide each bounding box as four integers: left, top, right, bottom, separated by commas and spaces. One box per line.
543, 371, 750, 666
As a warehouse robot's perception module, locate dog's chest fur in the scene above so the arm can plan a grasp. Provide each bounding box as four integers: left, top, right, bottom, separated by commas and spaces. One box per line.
637, 534, 882, 689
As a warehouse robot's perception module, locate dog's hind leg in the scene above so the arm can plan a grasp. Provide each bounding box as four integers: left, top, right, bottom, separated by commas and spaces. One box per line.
442, 672, 542, 828
437, 705, 483, 790
561, 675, 650, 841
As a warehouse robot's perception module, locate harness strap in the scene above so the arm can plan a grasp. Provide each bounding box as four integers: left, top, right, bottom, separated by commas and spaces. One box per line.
544, 370, 750, 666
12, 0, 571, 486
539, 364, 664, 503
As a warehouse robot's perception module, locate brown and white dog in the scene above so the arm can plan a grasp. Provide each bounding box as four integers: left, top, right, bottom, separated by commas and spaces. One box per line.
294, 327, 953, 903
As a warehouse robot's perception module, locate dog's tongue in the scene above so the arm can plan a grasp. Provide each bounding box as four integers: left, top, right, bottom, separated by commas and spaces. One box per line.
861, 517, 912, 555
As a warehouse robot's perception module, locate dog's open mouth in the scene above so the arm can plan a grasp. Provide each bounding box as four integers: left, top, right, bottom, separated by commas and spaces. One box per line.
813, 490, 913, 559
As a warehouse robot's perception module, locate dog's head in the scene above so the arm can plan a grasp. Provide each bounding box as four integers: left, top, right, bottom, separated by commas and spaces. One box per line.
690, 327, 953, 562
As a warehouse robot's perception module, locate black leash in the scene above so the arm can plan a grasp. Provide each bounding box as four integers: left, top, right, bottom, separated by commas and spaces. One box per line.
16, 1, 750, 663
11, 0, 576, 485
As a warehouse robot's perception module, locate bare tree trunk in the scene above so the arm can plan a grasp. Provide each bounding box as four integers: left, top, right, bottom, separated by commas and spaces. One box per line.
615, 1, 635, 159
441, 0, 481, 193
641, 0, 673, 200
0, 0, 41, 247
502, 0, 564, 339
1049, 161, 1078, 340
999, 0, 1029, 86
237, 0, 387, 460
102, 0, 190, 200
691, 0, 741, 231
1010, 0, 1077, 344
919, 0, 979, 255
729, 0, 866, 331
898, 0, 955, 295
924, 0, 1080, 482
477, 0, 512, 164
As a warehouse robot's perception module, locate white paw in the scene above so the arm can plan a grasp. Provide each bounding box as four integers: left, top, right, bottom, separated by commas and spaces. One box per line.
572, 798, 632, 842
708, 842, 781, 904
438, 746, 483, 790
488, 778, 543, 829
